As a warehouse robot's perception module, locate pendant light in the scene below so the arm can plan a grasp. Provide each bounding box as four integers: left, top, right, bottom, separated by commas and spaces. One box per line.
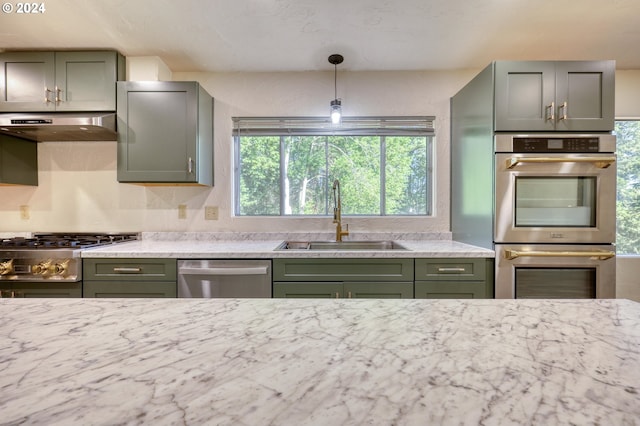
328, 54, 344, 124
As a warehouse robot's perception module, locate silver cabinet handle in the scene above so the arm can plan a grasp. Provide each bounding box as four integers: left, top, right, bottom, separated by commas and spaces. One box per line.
44, 87, 53, 104
335, 292, 340, 299
188, 157, 194, 174
437, 267, 466, 272
112, 267, 143, 273
546, 101, 555, 122
558, 101, 568, 120
55, 86, 62, 103
179, 267, 268, 276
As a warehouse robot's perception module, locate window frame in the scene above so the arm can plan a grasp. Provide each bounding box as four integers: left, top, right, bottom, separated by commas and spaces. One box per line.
232, 116, 435, 217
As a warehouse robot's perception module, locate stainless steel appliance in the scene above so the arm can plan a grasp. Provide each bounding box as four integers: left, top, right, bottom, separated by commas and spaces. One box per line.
178, 260, 272, 298
494, 134, 616, 244
492, 134, 617, 299
495, 244, 616, 298
0, 112, 117, 142
0, 233, 137, 297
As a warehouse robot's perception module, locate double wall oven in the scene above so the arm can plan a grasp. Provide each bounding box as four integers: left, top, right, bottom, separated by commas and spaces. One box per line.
493, 134, 616, 299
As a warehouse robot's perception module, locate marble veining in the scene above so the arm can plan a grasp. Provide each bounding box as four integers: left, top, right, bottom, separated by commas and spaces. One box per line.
0, 298, 638, 425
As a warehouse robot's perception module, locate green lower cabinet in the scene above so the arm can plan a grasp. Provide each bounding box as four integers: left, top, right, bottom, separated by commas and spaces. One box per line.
82, 281, 177, 298
83, 258, 177, 298
0, 282, 82, 298
345, 282, 414, 299
415, 281, 485, 299
273, 281, 413, 299
414, 258, 494, 299
273, 282, 343, 298
273, 258, 415, 299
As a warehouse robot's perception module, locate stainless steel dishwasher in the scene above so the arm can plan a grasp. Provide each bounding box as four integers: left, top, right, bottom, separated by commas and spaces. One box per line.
177, 260, 272, 298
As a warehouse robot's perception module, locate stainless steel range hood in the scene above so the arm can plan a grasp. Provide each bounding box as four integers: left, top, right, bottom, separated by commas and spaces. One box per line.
0, 112, 116, 142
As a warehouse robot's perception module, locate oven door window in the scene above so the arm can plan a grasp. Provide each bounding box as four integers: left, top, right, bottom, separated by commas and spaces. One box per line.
515, 268, 596, 299
515, 176, 596, 227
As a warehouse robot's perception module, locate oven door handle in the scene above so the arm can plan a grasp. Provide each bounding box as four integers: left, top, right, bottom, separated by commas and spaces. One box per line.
506, 156, 616, 169
504, 249, 615, 261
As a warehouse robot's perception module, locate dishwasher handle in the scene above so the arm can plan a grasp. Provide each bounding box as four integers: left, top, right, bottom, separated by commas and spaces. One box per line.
179, 266, 269, 276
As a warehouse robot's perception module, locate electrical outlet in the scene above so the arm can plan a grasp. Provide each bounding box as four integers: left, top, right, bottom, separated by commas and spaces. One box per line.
20, 205, 30, 220
178, 204, 187, 219
204, 206, 219, 220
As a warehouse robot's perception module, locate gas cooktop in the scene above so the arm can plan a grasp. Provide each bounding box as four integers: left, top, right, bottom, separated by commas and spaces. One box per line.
0, 233, 138, 250
0, 233, 139, 282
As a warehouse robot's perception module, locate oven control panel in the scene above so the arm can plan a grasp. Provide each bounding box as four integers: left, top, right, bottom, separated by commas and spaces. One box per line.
513, 137, 600, 152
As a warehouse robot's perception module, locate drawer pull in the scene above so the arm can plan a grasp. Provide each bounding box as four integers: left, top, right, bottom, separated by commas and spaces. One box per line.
437, 267, 466, 273
112, 267, 143, 273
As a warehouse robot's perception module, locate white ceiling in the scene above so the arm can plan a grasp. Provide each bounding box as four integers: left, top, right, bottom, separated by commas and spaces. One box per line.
1, 0, 640, 72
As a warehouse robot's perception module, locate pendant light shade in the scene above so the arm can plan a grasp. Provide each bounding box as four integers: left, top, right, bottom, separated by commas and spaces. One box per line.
328, 54, 344, 124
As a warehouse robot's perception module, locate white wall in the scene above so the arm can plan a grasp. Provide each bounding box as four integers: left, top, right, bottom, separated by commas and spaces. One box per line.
0, 66, 477, 235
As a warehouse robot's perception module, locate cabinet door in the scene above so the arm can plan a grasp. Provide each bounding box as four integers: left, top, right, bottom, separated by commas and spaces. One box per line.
55, 51, 120, 111
554, 61, 615, 131
0, 134, 38, 186
0, 52, 55, 112
273, 258, 414, 282
273, 282, 342, 298
344, 282, 414, 299
415, 281, 485, 299
117, 81, 198, 183
494, 61, 556, 131
83, 281, 176, 298
0, 282, 82, 298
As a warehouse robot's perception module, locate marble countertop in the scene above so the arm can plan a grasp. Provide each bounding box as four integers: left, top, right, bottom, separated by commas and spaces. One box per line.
1, 298, 638, 425
81, 233, 494, 258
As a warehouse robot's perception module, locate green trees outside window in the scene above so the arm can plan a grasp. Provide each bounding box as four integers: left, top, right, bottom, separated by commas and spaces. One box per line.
616, 120, 640, 254
236, 134, 432, 216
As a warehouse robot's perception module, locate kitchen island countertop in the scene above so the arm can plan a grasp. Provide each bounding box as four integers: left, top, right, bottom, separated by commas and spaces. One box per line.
80, 233, 495, 258
0, 298, 638, 425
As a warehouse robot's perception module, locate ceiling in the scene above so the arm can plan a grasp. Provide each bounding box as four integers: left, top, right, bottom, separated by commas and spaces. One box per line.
1, 0, 640, 72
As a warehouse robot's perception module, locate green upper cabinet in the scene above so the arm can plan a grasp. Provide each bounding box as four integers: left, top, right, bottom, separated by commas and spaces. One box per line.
494, 60, 615, 132
0, 134, 38, 185
0, 51, 124, 112
116, 81, 214, 185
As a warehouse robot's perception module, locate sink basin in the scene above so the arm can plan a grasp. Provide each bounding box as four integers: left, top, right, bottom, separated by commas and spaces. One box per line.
275, 240, 408, 251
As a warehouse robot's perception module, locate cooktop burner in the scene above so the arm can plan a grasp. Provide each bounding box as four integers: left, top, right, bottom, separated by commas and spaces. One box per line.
0, 233, 138, 250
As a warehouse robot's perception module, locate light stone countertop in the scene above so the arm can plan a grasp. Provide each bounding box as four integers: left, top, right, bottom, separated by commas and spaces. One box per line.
0, 298, 638, 425
80, 232, 495, 258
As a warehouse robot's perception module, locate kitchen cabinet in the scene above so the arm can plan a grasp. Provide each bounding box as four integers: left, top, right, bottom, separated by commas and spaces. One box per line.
0, 134, 38, 185
273, 258, 414, 299
116, 81, 214, 185
0, 282, 82, 298
83, 258, 177, 298
273, 282, 413, 298
414, 258, 494, 299
494, 60, 615, 132
0, 51, 124, 112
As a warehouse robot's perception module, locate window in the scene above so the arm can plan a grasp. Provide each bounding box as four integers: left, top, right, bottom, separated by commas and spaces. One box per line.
615, 120, 640, 254
233, 117, 434, 216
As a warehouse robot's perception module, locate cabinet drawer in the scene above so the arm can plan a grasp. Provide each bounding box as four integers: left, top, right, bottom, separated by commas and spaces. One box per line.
415, 258, 486, 281
415, 281, 486, 299
83, 281, 176, 298
273, 258, 414, 282
83, 259, 176, 281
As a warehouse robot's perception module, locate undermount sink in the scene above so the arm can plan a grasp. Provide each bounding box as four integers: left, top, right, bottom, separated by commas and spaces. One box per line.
275, 240, 408, 251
